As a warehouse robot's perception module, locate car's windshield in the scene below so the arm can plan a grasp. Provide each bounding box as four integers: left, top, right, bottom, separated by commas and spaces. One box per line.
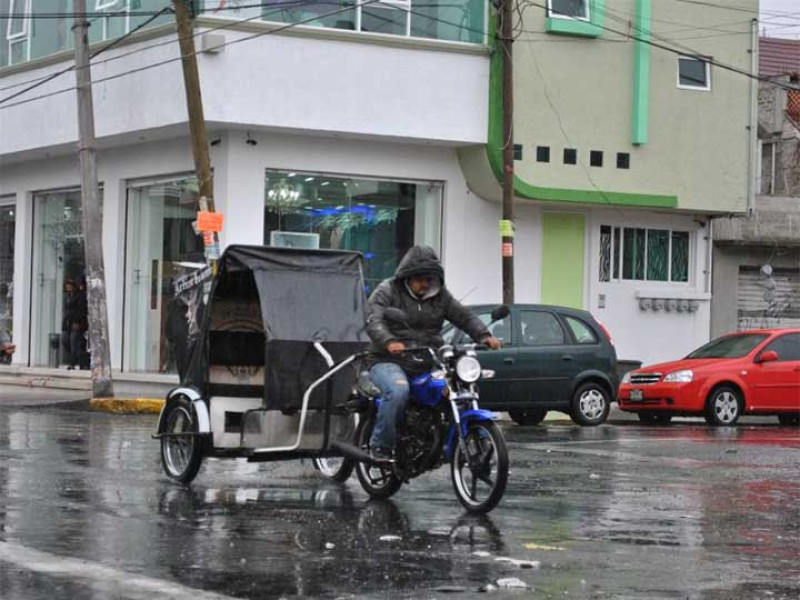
687, 334, 769, 359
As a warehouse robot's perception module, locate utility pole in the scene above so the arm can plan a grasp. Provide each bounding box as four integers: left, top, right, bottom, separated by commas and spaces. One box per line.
173, 0, 218, 253
500, 0, 515, 304
72, 0, 114, 398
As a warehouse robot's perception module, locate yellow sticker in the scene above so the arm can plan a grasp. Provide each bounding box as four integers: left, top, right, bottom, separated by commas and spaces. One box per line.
499, 219, 515, 238
524, 543, 565, 551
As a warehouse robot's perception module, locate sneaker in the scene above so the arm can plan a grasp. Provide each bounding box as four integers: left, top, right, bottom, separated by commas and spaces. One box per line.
369, 446, 395, 463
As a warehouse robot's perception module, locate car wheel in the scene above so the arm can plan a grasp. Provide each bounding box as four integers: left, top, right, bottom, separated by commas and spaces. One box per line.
508, 409, 547, 426
570, 383, 610, 427
778, 414, 800, 426
704, 386, 742, 426
638, 411, 672, 425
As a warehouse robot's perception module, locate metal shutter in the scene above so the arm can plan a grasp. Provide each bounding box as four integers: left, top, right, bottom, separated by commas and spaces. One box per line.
737, 266, 800, 330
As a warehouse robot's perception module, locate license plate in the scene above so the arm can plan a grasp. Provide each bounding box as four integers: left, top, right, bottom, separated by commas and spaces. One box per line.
630, 390, 644, 402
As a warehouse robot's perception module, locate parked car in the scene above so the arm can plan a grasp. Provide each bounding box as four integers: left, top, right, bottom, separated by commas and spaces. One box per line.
446, 304, 619, 427
618, 329, 800, 426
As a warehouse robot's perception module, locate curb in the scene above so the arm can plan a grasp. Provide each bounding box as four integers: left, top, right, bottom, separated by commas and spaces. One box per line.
89, 397, 165, 414
0, 376, 92, 391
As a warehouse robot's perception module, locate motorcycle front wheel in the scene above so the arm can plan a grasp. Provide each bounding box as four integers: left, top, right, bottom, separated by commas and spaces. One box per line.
450, 421, 508, 514
354, 415, 403, 500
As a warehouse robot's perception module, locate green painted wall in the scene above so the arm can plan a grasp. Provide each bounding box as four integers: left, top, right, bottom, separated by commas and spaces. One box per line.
463, 0, 756, 214
541, 213, 585, 309
632, 0, 651, 145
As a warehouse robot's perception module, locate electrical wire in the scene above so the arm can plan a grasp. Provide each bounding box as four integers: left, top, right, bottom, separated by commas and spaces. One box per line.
0, 6, 173, 105
2, 0, 799, 111
519, 0, 800, 92
0, 0, 330, 95
0, 0, 389, 109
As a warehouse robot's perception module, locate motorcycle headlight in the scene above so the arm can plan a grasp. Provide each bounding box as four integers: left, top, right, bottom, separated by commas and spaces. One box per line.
455, 356, 482, 383
663, 369, 693, 383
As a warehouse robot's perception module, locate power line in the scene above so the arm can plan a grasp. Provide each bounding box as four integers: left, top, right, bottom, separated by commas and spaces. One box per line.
0, 6, 173, 106
3, 0, 799, 111
0, 0, 389, 110
520, 0, 800, 93
673, 0, 800, 20
0, 0, 470, 18
0, 0, 325, 95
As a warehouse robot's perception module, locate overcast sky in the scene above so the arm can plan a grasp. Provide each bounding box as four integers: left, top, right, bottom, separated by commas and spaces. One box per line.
761, 0, 800, 39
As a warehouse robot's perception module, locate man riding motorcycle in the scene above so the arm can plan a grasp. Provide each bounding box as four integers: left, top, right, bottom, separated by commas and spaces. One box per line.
365, 246, 501, 462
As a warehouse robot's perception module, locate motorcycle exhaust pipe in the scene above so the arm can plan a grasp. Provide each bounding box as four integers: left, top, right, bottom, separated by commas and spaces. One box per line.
327, 440, 386, 467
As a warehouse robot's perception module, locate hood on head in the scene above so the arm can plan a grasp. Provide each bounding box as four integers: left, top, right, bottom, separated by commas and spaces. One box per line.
393, 246, 444, 282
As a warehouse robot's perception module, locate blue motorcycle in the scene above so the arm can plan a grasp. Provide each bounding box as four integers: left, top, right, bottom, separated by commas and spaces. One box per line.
352, 306, 510, 514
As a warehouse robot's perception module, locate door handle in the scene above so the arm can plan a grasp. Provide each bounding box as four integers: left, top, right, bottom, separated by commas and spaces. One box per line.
561, 355, 575, 362
503, 357, 515, 365
794, 367, 800, 372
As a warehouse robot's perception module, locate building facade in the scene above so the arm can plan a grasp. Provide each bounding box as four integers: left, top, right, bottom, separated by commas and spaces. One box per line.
0, 0, 757, 381
460, 0, 757, 365
711, 37, 800, 337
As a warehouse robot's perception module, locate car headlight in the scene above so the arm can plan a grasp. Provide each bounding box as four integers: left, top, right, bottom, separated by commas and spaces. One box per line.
455, 356, 482, 383
663, 370, 693, 383
621, 372, 632, 384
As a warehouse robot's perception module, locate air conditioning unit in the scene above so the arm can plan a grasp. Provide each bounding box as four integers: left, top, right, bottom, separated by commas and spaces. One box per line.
269, 231, 320, 250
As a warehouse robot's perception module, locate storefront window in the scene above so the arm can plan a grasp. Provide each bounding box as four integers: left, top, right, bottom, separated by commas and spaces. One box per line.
0, 199, 15, 365
31, 190, 89, 368
125, 176, 203, 373
264, 170, 442, 293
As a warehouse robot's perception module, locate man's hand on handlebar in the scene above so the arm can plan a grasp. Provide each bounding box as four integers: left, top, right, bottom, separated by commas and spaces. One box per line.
387, 341, 406, 355
483, 337, 502, 350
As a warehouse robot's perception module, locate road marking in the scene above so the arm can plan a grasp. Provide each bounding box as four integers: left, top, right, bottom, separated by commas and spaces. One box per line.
0, 541, 237, 600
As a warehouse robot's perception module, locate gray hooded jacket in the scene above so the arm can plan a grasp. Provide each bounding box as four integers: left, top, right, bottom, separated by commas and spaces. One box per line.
366, 246, 490, 372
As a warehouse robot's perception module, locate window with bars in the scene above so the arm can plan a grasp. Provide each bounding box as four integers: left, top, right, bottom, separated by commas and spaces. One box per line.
599, 226, 690, 283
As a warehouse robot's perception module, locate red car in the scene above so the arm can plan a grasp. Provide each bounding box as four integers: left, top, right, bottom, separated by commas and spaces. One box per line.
618, 329, 800, 426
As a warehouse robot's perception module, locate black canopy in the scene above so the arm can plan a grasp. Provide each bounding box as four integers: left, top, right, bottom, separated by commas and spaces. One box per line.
171, 245, 369, 410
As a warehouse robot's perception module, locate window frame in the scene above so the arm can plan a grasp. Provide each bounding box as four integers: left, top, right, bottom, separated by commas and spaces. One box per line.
519, 309, 567, 347
547, 0, 590, 22
758, 141, 777, 196
203, 0, 486, 45
599, 225, 692, 285
7, 0, 32, 65
677, 55, 712, 92
563, 315, 599, 345
761, 333, 800, 363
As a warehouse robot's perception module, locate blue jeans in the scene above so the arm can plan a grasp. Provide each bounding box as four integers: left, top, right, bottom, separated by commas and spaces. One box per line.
369, 362, 410, 451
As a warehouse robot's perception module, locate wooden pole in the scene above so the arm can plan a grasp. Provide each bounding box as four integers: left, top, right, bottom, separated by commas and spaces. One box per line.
173, 0, 215, 211
72, 0, 114, 398
500, 0, 515, 304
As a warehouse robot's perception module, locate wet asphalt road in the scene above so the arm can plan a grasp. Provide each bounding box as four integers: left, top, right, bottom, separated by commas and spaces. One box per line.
0, 398, 798, 600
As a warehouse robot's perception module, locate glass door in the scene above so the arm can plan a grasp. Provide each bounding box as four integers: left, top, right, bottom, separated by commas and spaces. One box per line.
125, 177, 202, 373
31, 190, 86, 367
0, 198, 16, 364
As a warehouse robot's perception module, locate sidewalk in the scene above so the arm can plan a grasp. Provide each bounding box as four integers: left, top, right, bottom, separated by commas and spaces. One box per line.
0, 384, 164, 413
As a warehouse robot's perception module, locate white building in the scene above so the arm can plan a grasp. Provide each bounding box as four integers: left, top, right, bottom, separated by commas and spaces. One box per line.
0, 0, 755, 383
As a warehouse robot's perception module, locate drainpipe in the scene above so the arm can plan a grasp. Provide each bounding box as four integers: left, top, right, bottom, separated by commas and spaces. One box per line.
746, 18, 759, 218
705, 217, 713, 295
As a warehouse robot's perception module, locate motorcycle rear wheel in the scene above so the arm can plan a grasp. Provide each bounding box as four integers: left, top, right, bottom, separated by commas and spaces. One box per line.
450, 421, 508, 514
354, 415, 403, 500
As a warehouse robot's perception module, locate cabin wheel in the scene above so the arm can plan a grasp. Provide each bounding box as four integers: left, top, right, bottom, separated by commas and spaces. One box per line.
160, 396, 204, 484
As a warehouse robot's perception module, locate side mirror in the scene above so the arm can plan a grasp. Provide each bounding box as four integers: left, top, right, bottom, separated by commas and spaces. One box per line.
384, 307, 410, 326
490, 305, 510, 323
758, 350, 779, 363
